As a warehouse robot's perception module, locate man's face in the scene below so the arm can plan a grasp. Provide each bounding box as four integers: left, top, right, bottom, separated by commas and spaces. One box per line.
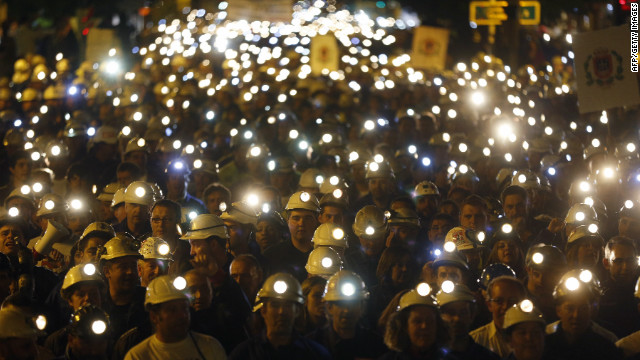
0, 225, 22, 256
407, 306, 438, 351
503, 194, 527, 222
526, 266, 562, 296
230, 260, 259, 298
103, 256, 140, 293
487, 280, 525, 329
185, 272, 212, 311
67, 283, 102, 310
10, 158, 31, 182
137, 259, 169, 287
166, 173, 186, 195
327, 300, 364, 333
509, 322, 545, 360
556, 297, 592, 337
256, 220, 279, 251
619, 216, 640, 239
125, 203, 149, 228
358, 233, 386, 257
319, 206, 344, 226
225, 220, 249, 254
151, 205, 178, 239
205, 191, 227, 216
390, 225, 418, 245
436, 265, 463, 288
151, 299, 191, 340
368, 178, 393, 200
440, 301, 474, 337
287, 209, 318, 244
459, 204, 488, 231
429, 219, 453, 245
117, 171, 136, 187
416, 196, 439, 220
605, 243, 638, 285
261, 298, 299, 337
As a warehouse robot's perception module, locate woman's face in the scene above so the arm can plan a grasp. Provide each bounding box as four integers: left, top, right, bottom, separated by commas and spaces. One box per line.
306, 284, 326, 320
576, 238, 601, 267
407, 306, 438, 352
496, 240, 517, 266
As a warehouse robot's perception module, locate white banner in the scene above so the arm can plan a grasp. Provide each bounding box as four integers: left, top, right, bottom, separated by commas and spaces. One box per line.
411, 26, 450, 71
310, 34, 339, 75
226, 0, 292, 23
573, 26, 640, 113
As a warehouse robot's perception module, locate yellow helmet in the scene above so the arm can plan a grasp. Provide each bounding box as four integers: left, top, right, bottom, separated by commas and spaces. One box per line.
145, 275, 189, 308
254, 272, 304, 311
305, 247, 343, 278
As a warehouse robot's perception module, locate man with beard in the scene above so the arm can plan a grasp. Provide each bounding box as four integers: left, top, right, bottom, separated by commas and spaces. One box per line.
309, 270, 388, 359
501, 185, 544, 247
113, 182, 154, 239
264, 191, 320, 282
413, 181, 441, 234
99, 235, 147, 341
229, 273, 331, 360
124, 275, 226, 359
149, 199, 191, 276
221, 201, 260, 258
352, 160, 397, 212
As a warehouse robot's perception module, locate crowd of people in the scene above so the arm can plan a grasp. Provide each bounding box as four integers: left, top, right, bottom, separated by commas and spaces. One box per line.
0, 3, 637, 360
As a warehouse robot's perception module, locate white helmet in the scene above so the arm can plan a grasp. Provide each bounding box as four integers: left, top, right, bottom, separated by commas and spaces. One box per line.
111, 188, 126, 208
139, 237, 173, 261
305, 247, 343, 278
124, 181, 156, 206
299, 168, 324, 189
565, 203, 598, 225
0, 308, 42, 338
79, 222, 115, 243
503, 299, 545, 330
145, 275, 189, 308
413, 181, 440, 197
99, 235, 142, 261
511, 170, 542, 190
312, 223, 349, 249
445, 226, 481, 251
285, 191, 320, 212
97, 183, 121, 202
220, 201, 258, 226
181, 214, 228, 240
435, 282, 475, 307
61, 264, 104, 295
125, 137, 148, 154
567, 225, 602, 245
324, 270, 369, 302
398, 287, 437, 311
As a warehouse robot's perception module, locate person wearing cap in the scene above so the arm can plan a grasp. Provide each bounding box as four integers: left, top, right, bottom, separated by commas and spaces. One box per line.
470, 276, 527, 357
502, 300, 547, 360
96, 183, 121, 223
597, 236, 640, 338
353, 160, 397, 212
63, 305, 112, 360
318, 191, 349, 227
124, 275, 226, 360
413, 181, 441, 231
182, 213, 252, 340
111, 188, 127, 224
387, 207, 421, 248
4, 187, 40, 239
99, 235, 147, 341
229, 272, 331, 360
381, 285, 451, 360
149, 199, 191, 276
164, 159, 207, 217
436, 283, 500, 360
430, 249, 470, 290
0, 307, 42, 359
501, 185, 545, 247
221, 201, 260, 258
202, 183, 231, 216
113, 181, 153, 238
137, 237, 172, 287
524, 244, 567, 323
545, 269, 623, 360
0, 150, 32, 204
263, 191, 320, 282
445, 226, 485, 277
565, 225, 605, 278
346, 205, 391, 288
308, 270, 388, 359
43, 263, 106, 356
255, 210, 288, 253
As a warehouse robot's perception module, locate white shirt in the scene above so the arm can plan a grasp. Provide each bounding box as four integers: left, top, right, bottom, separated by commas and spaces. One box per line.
470, 321, 511, 358
124, 332, 227, 360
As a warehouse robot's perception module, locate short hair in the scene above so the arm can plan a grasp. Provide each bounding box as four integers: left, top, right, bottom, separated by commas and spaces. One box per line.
231, 254, 263, 278
604, 236, 637, 260
116, 162, 142, 179
203, 183, 231, 202
486, 276, 526, 300
461, 195, 488, 212
500, 185, 528, 205
150, 199, 182, 222
9, 150, 30, 168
